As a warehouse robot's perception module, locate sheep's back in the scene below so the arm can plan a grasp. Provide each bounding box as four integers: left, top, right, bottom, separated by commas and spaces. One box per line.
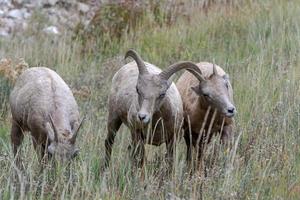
10, 67, 78, 128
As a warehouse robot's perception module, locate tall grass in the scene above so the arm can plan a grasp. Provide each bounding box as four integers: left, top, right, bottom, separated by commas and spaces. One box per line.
0, 0, 300, 199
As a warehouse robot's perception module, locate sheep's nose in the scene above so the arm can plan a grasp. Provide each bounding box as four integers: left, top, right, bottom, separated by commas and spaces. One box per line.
138, 113, 147, 121
138, 113, 150, 123
227, 107, 236, 115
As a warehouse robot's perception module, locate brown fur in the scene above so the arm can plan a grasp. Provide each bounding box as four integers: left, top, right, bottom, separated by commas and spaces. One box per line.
176, 62, 236, 169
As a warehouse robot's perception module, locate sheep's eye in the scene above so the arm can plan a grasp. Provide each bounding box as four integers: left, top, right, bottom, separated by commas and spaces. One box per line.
203, 93, 210, 98
159, 93, 166, 99
136, 87, 140, 94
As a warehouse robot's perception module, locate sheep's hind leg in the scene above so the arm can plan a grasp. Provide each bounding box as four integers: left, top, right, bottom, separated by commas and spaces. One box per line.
165, 138, 175, 175
104, 116, 122, 169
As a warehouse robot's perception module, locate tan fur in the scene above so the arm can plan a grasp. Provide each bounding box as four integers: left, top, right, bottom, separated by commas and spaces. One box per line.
10, 67, 81, 162
104, 61, 184, 169
176, 62, 236, 168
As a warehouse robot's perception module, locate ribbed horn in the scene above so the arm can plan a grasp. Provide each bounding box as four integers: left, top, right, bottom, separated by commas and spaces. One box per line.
125, 49, 148, 74
159, 61, 205, 82
70, 117, 85, 144
49, 115, 59, 143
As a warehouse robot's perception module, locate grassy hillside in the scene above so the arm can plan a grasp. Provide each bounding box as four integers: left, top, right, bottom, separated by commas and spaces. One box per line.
0, 0, 300, 199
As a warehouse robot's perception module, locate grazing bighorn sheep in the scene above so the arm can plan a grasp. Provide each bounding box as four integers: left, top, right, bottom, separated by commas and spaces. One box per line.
176, 62, 236, 169
10, 67, 83, 163
104, 50, 202, 169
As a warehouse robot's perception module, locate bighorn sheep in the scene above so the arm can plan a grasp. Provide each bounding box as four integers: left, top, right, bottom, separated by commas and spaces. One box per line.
10, 67, 83, 163
104, 50, 202, 169
176, 62, 236, 169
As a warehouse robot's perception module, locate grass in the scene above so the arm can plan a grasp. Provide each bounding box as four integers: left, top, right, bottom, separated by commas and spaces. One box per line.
0, 0, 300, 199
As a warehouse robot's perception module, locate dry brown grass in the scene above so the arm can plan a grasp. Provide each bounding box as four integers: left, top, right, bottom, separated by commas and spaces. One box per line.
72, 86, 92, 100
0, 58, 28, 84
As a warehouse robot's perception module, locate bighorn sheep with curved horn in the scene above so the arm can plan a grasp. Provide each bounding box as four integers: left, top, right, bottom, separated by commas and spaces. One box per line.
10, 67, 83, 163
104, 49, 203, 170
176, 62, 236, 170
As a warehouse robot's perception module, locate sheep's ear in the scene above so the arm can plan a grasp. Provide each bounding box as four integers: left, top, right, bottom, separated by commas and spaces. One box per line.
212, 63, 218, 75
209, 63, 217, 78
191, 85, 201, 95
222, 74, 229, 80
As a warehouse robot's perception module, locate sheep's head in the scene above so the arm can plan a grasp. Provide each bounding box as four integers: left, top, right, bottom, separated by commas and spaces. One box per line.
47, 116, 83, 162
191, 64, 236, 118
135, 72, 171, 124
125, 49, 202, 124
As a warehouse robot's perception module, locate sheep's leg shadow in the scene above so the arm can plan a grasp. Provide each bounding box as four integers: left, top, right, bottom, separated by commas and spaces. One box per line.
103, 116, 122, 170
11, 121, 24, 169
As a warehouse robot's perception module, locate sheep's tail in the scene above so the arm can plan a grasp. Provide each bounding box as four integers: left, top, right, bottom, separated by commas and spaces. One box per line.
0, 58, 29, 85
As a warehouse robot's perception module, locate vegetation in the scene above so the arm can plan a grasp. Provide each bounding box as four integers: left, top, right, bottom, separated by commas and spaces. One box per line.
0, 0, 300, 199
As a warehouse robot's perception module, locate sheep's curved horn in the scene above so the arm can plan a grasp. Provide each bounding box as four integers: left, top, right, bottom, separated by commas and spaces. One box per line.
159, 61, 205, 82
213, 63, 218, 76
186, 68, 206, 82
125, 49, 148, 75
70, 117, 85, 144
49, 115, 59, 143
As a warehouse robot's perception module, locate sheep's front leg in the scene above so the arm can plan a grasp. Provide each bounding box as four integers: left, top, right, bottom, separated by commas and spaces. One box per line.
31, 137, 50, 164
29, 123, 52, 162
130, 130, 145, 168
221, 124, 233, 148
11, 121, 24, 164
104, 116, 122, 169
184, 130, 193, 171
